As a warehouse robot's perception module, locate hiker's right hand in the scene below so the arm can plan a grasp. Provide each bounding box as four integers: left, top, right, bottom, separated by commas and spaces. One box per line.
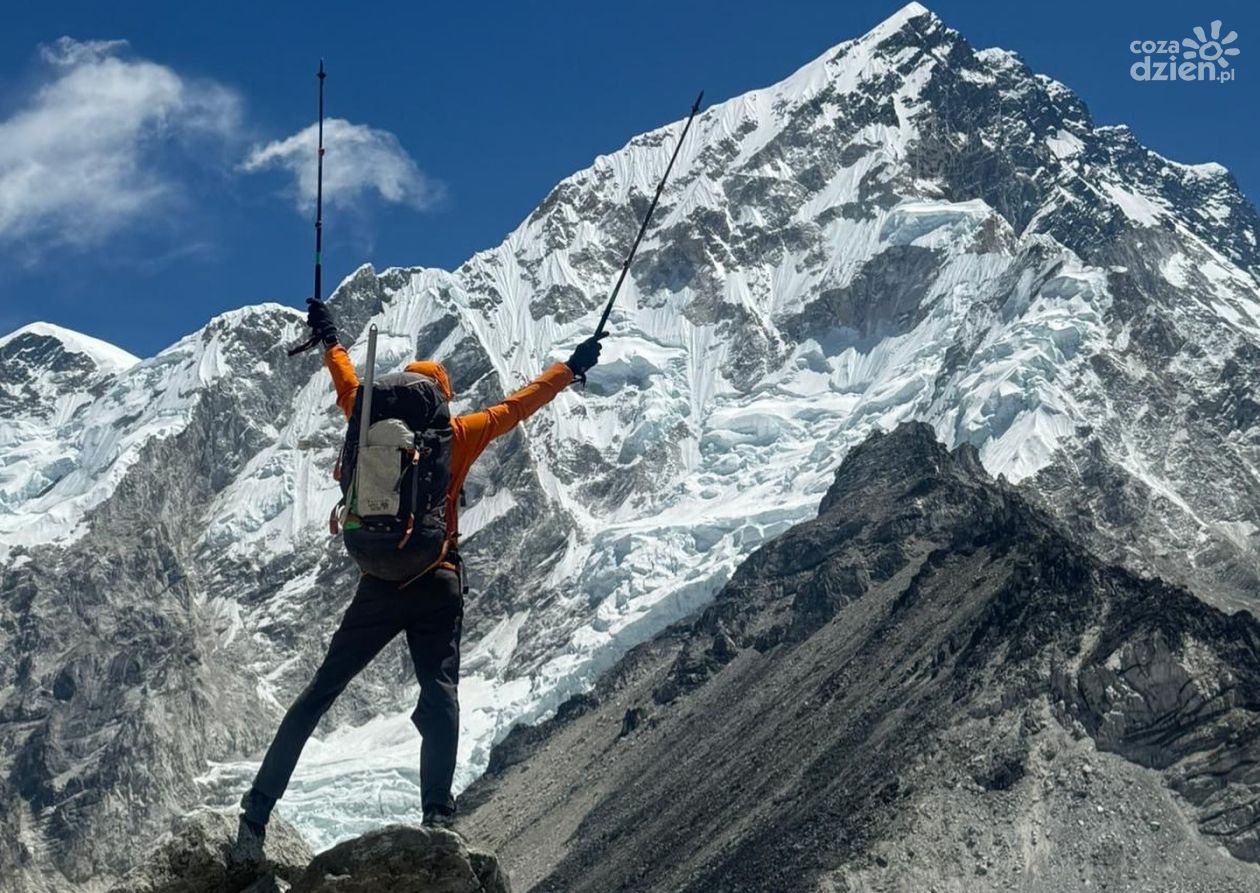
306, 298, 339, 348
565, 332, 607, 378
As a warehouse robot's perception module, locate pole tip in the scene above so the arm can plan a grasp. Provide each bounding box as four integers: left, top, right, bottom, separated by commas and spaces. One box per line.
318, 59, 326, 78
692, 90, 704, 113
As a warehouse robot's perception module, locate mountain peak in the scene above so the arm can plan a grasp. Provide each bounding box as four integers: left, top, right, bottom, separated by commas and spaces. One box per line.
817, 422, 985, 516
0, 321, 138, 374
869, 1, 940, 38
848, 1, 948, 59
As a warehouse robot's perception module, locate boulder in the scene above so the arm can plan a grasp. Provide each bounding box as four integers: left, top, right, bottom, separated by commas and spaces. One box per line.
109, 810, 310, 893
293, 825, 509, 893
113, 815, 510, 893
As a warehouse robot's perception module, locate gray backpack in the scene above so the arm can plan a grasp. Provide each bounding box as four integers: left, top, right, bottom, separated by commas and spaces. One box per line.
333, 327, 452, 582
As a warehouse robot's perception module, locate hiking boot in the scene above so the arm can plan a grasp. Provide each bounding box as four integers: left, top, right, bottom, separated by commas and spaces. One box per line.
236, 787, 274, 858
422, 806, 457, 830
235, 814, 267, 861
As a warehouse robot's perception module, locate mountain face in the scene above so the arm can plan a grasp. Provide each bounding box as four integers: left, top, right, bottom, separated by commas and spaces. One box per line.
1, 2, 1258, 888
460, 423, 1260, 892
0, 323, 139, 550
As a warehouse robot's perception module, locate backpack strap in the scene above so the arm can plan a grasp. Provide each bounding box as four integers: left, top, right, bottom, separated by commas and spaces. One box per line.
396, 538, 450, 590
396, 448, 422, 549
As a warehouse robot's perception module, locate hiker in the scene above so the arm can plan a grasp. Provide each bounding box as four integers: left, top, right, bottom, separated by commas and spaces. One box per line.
239, 297, 604, 839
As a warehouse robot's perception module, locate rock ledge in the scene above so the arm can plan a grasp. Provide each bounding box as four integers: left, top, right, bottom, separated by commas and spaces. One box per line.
110, 811, 509, 893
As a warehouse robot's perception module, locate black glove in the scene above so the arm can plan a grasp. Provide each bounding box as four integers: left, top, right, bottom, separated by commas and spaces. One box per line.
306, 298, 339, 348
565, 332, 607, 378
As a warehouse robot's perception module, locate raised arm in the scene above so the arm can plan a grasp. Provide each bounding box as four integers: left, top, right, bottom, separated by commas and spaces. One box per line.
457, 363, 575, 457
456, 334, 607, 458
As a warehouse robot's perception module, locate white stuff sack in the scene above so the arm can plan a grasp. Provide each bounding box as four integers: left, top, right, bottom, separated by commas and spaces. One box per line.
353, 419, 414, 517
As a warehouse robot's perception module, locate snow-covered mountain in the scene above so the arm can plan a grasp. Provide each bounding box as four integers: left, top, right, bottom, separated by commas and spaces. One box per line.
2, 3, 1258, 888
0, 323, 139, 549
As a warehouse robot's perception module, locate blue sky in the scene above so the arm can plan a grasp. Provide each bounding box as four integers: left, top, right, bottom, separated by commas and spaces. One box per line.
2, 0, 1258, 356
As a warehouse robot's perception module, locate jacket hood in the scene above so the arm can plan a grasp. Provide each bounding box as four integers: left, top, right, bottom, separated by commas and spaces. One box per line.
404, 360, 454, 400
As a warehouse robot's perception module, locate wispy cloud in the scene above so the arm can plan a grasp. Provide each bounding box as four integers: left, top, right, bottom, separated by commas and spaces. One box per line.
0, 38, 437, 264
0, 37, 242, 252
242, 118, 442, 213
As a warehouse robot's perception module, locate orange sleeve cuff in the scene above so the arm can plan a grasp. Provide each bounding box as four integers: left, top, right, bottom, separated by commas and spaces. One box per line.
540, 362, 576, 391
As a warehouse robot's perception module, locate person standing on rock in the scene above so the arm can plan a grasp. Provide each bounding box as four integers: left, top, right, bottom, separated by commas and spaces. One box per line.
239, 298, 604, 841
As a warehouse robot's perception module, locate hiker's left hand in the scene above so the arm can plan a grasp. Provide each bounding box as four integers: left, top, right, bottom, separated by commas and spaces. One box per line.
306, 298, 339, 348
565, 332, 608, 377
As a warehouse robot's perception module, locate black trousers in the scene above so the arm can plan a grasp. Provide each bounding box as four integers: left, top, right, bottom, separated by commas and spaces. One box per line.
251, 567, 464, 813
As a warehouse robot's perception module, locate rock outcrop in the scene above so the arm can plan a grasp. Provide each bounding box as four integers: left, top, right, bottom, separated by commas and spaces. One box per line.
110, 812, 509, 893
296, 826, 510, 893
460, 423, 1260, 892
109, 811, 311, 893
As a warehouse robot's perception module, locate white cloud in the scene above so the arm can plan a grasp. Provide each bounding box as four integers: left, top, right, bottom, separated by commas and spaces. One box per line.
242, 118, 441, 212
39, 37, 130, 67
0, 37, 242, 249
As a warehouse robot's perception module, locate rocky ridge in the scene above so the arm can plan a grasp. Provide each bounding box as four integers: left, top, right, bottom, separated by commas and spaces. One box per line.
460, 423, 1260, 892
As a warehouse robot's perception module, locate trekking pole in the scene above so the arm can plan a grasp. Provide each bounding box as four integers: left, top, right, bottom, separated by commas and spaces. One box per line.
350, 325, 378, 515
591, 90, 704, 341
289, 60, 329, 357
358, 325, 378, 458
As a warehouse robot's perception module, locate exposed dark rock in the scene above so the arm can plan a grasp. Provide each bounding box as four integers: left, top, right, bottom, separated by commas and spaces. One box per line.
108, 810, 310, 893
782, 245, 943, 344
111, 816, 509, 893
619, 707, 645, 737
295, 826, 508, 893
461, 423, 1260, 892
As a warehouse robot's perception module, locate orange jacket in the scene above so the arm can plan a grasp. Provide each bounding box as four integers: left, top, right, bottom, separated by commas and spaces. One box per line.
323, 345, 573, 547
